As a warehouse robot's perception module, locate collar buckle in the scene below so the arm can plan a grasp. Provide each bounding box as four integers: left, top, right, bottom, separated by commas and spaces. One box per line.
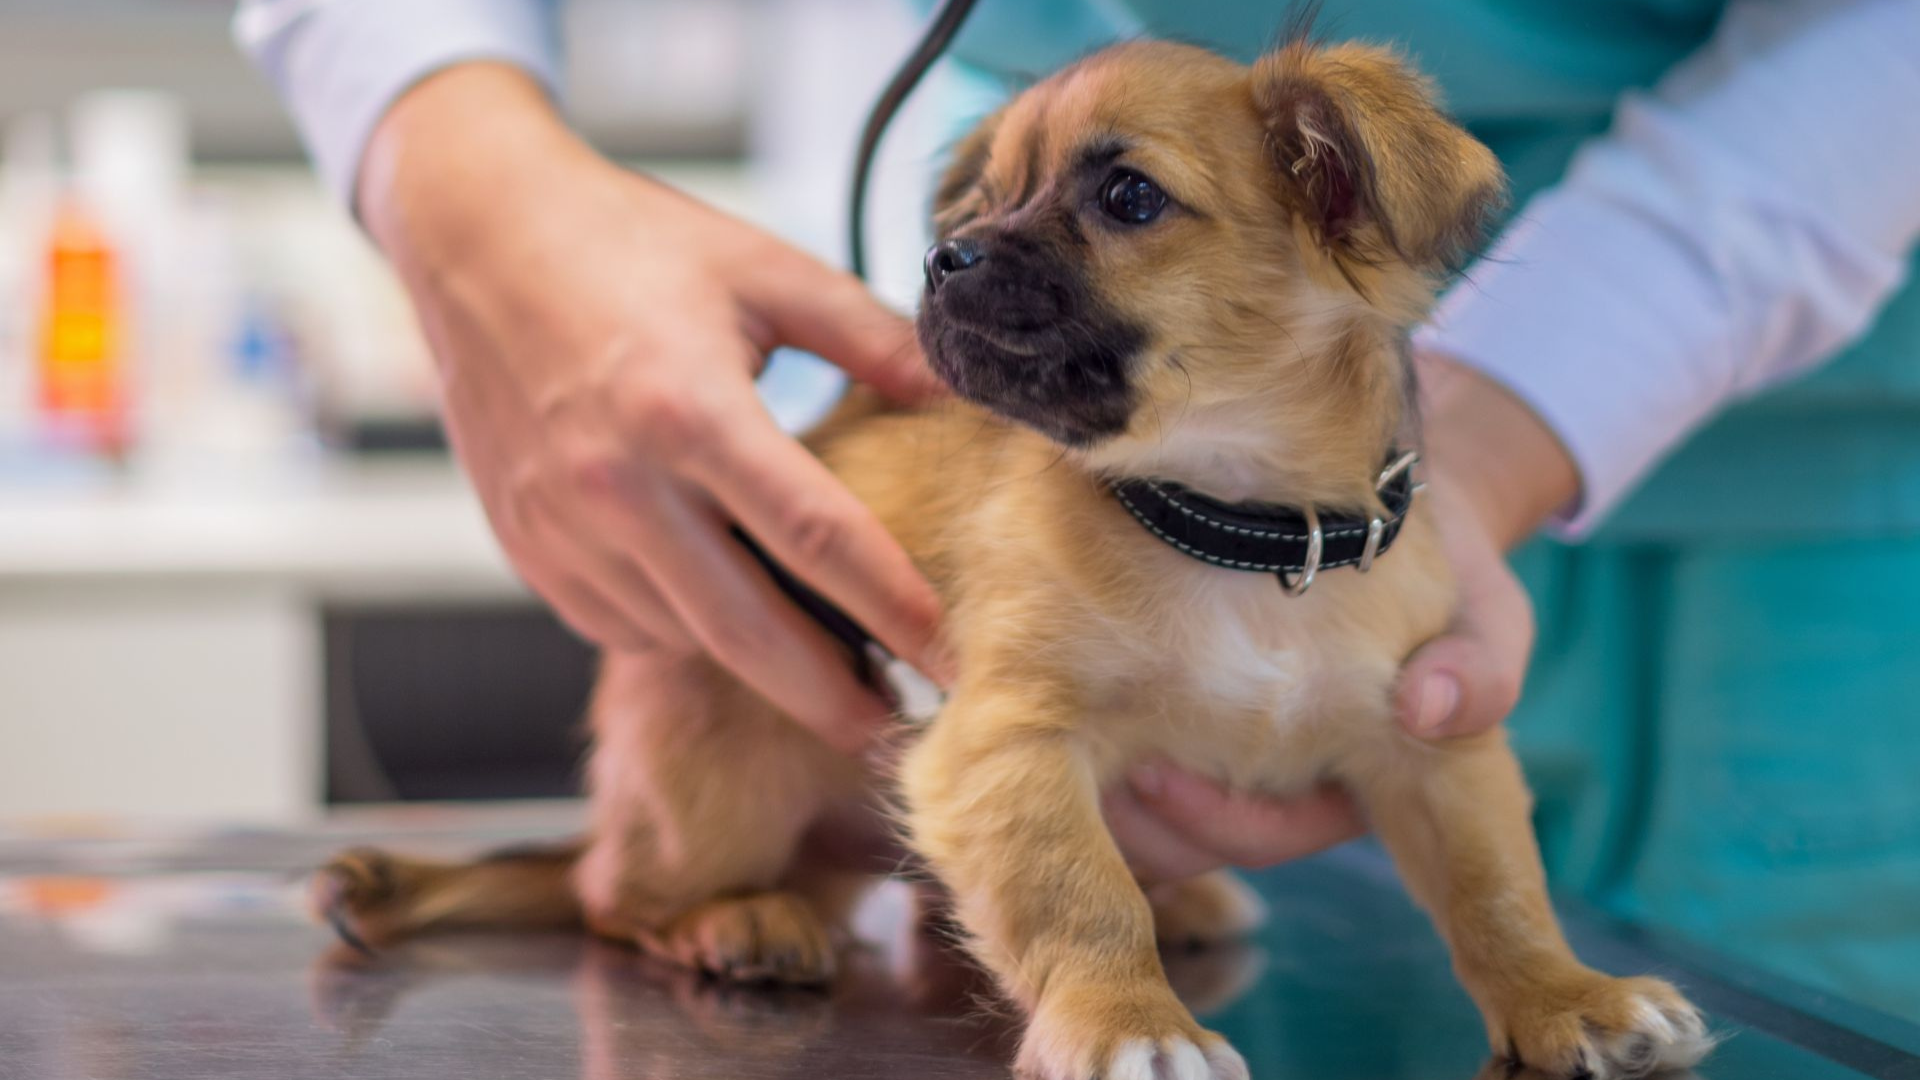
1357, 450, 1421, 576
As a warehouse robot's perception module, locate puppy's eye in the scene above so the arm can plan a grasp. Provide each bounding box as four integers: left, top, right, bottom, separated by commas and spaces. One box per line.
1099, 170, 1167, 225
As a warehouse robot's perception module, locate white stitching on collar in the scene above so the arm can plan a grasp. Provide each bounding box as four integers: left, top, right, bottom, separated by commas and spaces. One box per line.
1113, 485, 1376, 572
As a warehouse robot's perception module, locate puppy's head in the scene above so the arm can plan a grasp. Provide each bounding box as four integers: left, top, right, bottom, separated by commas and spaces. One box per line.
917, 39, 1503, 494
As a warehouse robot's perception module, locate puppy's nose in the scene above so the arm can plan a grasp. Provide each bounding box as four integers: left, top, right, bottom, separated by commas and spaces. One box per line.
924, 238, 984, 293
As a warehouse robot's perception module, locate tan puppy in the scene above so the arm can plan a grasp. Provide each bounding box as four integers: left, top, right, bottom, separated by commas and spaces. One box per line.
315, 38, 1712, 1080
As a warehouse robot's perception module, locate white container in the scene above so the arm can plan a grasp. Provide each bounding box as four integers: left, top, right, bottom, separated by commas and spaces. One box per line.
69, 90, 191, 459
0, 112, 60, 455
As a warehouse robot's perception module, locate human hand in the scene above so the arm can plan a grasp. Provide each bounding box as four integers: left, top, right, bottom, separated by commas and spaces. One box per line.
1104, 764, 1364, 883
358, 65, 951, 752
1103, 351, 1576, 878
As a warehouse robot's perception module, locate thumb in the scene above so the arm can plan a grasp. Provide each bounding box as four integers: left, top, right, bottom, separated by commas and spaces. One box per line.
740, 249, 946, 404
1398, 634, 1519, 740
1123, 762, 1364, 871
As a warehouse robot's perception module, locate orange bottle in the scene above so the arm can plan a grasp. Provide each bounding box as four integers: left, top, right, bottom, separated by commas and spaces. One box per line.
37, 200, 127, 455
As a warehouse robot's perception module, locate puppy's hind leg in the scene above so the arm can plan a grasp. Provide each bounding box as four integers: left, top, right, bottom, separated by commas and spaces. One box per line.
1148, 871, 1268, 952
1348, 733, 1711, 1080
572, 651, 871, 987
312, 840, 583, 951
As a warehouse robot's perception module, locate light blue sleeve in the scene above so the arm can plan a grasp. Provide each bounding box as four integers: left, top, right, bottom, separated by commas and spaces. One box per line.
1414, 0, 1920, 534
234, 0, 564, 208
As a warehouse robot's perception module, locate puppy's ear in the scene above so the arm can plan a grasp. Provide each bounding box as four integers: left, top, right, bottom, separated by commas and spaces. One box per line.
931, 112, 1000, 237
1251, 41, 1505, 272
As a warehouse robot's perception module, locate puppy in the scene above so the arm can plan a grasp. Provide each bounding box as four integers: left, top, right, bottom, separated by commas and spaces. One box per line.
314, 38, 1712, 1080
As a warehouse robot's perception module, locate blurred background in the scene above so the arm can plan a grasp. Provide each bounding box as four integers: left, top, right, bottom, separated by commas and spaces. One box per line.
0, 0, 959, 825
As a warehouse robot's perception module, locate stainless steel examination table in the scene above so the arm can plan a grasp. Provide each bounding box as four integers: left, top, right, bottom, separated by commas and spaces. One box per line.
4, 803, 1916, 1080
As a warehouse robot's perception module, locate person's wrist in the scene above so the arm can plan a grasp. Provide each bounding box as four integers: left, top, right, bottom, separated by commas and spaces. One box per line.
1416, 350, 1580, 550
357, 63, 595, 277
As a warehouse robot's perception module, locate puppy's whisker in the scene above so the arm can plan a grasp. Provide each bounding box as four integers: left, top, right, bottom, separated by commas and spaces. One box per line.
1035, 445, 1075, 478
1223, 298, 1307, 367
1143, 379, 1168, 446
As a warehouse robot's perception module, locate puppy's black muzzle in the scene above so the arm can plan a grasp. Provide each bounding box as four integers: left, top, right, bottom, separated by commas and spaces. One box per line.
917, 233, 1145, 447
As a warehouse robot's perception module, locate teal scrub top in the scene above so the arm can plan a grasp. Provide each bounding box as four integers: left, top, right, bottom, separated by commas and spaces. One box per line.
929, 0, 1920, 1021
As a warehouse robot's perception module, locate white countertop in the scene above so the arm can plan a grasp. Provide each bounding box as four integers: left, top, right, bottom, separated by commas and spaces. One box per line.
0, 454, 521, 600
0, 349, 845, 600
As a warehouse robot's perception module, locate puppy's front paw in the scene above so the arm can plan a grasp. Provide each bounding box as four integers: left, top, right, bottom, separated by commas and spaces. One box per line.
1017, 982, 1248, 1080
1493, 971, 1711, 1080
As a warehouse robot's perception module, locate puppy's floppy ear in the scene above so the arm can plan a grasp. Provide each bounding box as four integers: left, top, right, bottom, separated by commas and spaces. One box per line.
1251, 41, 1505, 272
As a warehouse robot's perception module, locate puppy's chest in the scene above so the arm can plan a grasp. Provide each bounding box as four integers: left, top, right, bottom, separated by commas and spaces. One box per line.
1077, 576, 1395, 759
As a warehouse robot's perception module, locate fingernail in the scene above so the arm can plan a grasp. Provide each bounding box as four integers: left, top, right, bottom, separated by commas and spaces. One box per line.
1128, 763, 1165, 800
1415, 674, 1461, 735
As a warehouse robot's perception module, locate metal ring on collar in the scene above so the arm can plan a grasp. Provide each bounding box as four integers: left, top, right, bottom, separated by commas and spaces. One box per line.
1358, 517, 1386, 573
1279, 506, 1323, 597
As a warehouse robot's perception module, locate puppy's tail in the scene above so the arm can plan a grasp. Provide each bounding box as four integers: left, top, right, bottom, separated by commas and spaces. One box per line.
310, 839, 586, 952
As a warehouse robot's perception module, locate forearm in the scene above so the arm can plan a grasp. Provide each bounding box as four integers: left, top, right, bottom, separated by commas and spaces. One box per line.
357, 64, 592, 278
234, 0, 564, 207
1417, 0, 1920, 535
1417, 352, 1578, 551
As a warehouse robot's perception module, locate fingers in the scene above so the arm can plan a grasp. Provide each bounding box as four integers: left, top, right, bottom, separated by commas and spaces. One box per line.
1107, 760, 1365, 880
1104, 783, 1233, 883
1396, 508, 1535, 740
446, 368, 691, 656
1398, 634, 1519, 739
423, 202, 949, 745
512, 446, 894, 750
507, 483, 695, 654
688, 408, 955, 686
739, 249, 946, 404
510, 557, 655, 654
588, 474, 897, 752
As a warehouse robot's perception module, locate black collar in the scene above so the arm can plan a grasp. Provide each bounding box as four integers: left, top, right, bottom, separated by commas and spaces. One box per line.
738, 450, 1421, 693
1108, 451, 1420, 595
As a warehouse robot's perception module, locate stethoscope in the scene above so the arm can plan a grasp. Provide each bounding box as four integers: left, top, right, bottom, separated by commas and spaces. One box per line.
847, 0, 983, 279
734, 0, 981, 718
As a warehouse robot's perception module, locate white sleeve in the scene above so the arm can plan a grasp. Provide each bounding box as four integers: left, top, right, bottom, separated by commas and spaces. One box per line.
1413, 0, 1920, 534
234, 0, 564, 207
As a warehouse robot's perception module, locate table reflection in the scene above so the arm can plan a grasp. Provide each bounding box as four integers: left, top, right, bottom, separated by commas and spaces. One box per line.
3, 816, 1893, 1080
